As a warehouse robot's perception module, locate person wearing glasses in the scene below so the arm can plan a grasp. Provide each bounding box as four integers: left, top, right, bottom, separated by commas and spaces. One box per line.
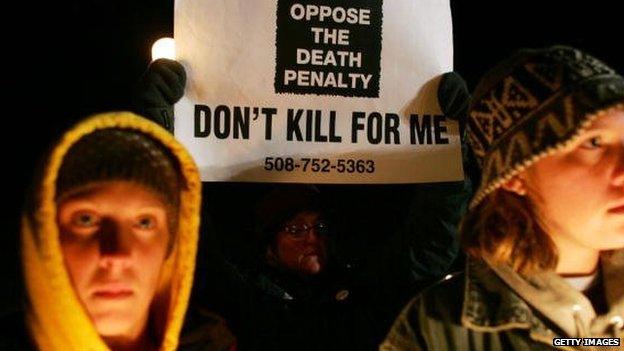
255, 187, 329, 277
179, 176, 472, 351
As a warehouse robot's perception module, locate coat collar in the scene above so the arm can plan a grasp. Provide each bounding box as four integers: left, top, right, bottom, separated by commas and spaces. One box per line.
461, 252, 624, 346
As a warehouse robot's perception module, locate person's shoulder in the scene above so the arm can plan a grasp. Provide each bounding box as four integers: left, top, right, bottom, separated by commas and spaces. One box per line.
0, 310, 35, 351
416, 271, 465, 323
381, 272, 466, 351
395, 271, 466, 331
179, 307, 236, 351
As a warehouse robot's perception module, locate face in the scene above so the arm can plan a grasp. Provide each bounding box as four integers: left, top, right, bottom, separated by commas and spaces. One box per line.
57, 181, 170, 342
515, 109, 624, 254
271, 211, 328, 276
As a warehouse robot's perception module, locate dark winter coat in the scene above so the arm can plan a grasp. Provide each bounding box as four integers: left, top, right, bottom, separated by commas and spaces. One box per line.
381, 254, 624, 351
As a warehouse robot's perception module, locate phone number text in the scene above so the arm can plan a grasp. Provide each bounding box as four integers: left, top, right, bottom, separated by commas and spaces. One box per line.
264, 157, 375, 173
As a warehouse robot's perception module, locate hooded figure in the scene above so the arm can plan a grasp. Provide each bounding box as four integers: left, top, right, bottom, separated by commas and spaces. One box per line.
382, 46, 624, 351
16, 112, 202, 351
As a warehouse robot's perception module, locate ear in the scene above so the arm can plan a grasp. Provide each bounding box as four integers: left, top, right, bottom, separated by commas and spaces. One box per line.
501, 176, 527, 196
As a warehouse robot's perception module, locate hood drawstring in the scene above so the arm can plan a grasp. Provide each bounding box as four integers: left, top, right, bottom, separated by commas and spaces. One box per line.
572, 304, 590, 338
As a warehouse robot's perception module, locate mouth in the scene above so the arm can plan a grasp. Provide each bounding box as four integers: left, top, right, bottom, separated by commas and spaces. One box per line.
92, 284, 134, 299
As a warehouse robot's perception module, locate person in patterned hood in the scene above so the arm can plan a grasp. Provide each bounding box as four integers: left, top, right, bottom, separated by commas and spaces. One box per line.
6, 112, 204, 351
383, 46, 624, 351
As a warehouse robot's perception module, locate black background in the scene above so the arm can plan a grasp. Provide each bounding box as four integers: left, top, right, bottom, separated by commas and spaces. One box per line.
2, 1, 622, 314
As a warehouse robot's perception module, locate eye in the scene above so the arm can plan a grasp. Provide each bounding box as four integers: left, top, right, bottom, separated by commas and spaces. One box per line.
580, 136, 604, 149
71, 211, 99, 228
135, 215, 157, 230
63, 211, 101, 238
284, 225, 299, 234
284, 224, 307, 237
315, 221, 328, 233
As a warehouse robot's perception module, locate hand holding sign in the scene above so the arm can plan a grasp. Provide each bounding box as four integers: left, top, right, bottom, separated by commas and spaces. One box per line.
437, 72, 469, 137
133, 58, 186, 132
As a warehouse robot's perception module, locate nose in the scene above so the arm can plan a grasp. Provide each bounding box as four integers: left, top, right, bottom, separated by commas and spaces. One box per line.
612, 141, 624, 187
98, 219, 132, 262
303, 227, 323, 245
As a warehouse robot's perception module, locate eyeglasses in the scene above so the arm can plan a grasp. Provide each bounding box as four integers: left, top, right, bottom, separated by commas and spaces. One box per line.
281, 221, 329, 240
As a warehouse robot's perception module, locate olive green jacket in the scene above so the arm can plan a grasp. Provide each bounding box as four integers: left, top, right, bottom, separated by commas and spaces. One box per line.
381, 252, 624, 351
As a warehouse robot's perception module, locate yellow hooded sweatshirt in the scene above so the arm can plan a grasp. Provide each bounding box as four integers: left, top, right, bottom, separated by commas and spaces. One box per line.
21, 112, 201, 351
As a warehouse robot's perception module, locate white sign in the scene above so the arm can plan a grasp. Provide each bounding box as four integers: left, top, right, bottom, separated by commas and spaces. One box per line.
175, 0, 462, 183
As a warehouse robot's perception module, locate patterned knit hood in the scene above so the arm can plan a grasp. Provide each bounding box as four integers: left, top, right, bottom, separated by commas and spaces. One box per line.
467, 46, 624, 208
21, 112, 201, 351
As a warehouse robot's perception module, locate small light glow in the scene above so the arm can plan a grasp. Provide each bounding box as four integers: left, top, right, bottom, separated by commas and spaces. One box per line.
151, 37, 176, 61
444, 274, 453, 280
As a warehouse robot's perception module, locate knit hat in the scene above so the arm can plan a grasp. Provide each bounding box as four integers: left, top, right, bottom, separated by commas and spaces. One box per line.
56, 128, 182, 210
467, 45, 624, 208
254, 184, 322, 247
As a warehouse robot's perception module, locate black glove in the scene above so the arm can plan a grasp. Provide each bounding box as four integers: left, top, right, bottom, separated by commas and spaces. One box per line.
133, 58, 186, 133
437, 72, 470, 138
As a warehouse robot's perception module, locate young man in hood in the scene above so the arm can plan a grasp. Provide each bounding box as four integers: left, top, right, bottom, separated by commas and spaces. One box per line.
0, 112, 224, 351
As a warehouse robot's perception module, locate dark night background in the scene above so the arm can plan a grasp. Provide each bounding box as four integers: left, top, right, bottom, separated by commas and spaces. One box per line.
2, 1, 622, 315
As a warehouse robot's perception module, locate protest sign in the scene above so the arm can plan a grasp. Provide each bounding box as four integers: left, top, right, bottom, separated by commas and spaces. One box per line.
175, 0, 462, 183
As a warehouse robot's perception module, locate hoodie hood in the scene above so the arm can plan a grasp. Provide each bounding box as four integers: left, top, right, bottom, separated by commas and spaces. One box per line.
21, 112, 201, 351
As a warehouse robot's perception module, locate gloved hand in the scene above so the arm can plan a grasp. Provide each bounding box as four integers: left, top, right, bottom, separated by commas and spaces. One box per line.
133, 58, 186, 133
437, 72, 469, 137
